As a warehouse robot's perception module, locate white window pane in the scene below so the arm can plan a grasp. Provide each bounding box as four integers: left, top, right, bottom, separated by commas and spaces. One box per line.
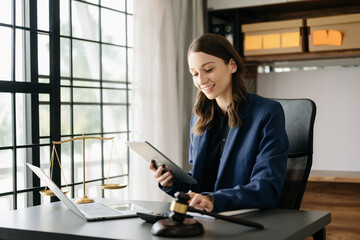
39, 78, 49, 84
82, 0, 99, 4
0, 1, 12, 24
60, 0, 70, 36
60, 140, 72, 186
15, 29, 26, 81
73, 88, 100, 103
74, 181, 102, 200
40, 146, 50, 174
38, 34, 50, 76
17, 148, 29, 191
61, 105, 71, 135
0, 150, 13, 194
0, 93, 12, 147
101, 9, 126, 45
72, 1, 99, 41
127, 48, 133, 83
16, 0, 27, 27
61, 37, 70, 77
102, 0, 125, 11
74, 140, 102, 182
103, 89, 126, 103
103, 106, 127, 132
16, 93, 27, 146
103, 133, 128, 175
127, 0, 133, 14
39, 104, 50, 137
0, 27, 12, 81
73, 80, 100, 87
16, 193, 27, 210
0, 196, 13, 212
73, 40, 100, 79
39, 93, 49, 102
102, 45, 126, 81
73, 105, 101, 134
38, 1, 49, 31
127, 15, 133, 47
61, 86, 71, 102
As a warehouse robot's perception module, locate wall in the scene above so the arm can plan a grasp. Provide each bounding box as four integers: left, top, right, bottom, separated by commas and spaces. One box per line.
257, 66, 360, 171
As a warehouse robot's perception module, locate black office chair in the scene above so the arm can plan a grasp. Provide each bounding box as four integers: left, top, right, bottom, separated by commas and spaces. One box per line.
275, 98, 317, 210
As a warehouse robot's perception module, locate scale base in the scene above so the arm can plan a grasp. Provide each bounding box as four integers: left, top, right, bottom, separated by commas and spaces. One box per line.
151, 218, 204, 237
76, 195, 94, 204
40, 189, 69, 196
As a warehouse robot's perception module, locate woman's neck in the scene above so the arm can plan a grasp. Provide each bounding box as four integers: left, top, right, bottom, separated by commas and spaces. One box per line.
215, 85, 232, 114
216, 98, 231, 114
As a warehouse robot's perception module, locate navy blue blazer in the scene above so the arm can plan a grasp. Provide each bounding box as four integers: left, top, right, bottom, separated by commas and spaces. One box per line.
165, 93, 289, 213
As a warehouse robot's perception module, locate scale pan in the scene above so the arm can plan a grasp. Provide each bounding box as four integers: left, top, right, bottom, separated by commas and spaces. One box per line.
40, 189, 69, 196
100, 183, 127, 190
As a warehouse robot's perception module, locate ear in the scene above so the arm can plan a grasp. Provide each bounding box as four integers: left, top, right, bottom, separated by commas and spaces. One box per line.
229, 58, 237, 73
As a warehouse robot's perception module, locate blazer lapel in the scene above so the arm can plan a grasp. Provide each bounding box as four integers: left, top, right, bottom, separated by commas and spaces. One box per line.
191, 130, 209, 191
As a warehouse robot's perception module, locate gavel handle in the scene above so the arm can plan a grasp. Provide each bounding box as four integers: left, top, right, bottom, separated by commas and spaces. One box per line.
187, 207, 264, 229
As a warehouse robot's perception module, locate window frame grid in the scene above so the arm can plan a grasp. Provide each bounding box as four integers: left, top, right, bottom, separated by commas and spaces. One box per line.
0, 0, 132, 210
62, 0, 132, 199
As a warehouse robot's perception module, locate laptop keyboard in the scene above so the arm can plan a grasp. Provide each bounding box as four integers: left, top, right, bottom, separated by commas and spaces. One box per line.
77, 203, 124, 218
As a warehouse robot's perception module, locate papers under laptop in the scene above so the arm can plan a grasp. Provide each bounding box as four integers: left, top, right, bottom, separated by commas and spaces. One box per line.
27, 163, 147, 221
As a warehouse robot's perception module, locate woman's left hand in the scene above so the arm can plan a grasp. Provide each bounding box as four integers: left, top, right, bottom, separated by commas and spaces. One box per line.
187, 192, 214, 212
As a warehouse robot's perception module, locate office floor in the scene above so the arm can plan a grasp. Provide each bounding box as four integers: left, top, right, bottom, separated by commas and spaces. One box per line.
301, 181, 360, 240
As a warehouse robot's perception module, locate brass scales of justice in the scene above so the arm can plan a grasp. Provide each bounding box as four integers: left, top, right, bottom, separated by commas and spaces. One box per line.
40, 133, 127, 204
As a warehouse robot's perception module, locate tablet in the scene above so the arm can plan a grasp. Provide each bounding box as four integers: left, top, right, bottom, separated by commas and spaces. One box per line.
125, 141, 197, 185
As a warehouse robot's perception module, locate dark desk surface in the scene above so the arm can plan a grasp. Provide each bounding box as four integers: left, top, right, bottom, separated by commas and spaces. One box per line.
0, 199, 330, 240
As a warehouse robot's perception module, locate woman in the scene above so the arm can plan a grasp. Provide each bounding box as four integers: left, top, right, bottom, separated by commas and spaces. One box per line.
150, 33, 289, 213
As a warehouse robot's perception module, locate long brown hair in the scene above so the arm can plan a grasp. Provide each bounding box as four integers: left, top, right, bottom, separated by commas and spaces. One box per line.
188, 33, 247, 135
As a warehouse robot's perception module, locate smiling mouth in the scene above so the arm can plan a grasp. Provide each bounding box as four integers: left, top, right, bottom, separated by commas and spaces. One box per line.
202, 84, 215, 92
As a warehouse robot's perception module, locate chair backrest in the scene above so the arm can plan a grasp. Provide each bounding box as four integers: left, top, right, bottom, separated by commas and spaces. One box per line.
275, 98, 317, 210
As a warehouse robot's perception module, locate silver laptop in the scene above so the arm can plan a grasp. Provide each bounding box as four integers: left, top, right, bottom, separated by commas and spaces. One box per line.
27, 163, 147, 221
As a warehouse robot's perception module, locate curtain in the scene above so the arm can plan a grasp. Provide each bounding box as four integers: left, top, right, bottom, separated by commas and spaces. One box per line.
129, 0, 204, 201
172, 1, 204, 171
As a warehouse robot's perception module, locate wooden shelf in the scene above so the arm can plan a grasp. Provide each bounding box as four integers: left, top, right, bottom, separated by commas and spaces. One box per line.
244, 49, 360, 64
208, 0, 360, 64
308, 170, 360, 183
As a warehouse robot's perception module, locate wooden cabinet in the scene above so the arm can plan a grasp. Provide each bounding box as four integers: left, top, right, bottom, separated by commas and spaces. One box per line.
207, 0, 360, 63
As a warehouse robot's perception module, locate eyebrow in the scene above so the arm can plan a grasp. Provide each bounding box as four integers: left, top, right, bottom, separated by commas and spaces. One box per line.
189, 62, 216, 71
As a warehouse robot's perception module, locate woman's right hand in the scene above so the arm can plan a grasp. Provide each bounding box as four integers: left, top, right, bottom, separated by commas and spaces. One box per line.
149, 160, 174, 187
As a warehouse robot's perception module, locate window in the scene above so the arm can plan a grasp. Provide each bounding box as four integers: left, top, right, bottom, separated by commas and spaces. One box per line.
0, 0, 133, 211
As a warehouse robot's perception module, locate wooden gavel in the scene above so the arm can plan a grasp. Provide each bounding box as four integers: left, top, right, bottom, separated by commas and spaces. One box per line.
170, 192, 264, 229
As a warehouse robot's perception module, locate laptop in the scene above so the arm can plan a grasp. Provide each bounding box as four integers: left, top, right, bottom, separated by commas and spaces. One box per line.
27, 163, 149, 221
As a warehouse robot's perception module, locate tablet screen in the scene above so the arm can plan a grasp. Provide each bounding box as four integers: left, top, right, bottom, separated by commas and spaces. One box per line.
125, 141, 197, 185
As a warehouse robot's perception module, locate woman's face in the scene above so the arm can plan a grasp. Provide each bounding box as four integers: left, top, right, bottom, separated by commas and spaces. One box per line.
188, 51, 237, 104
